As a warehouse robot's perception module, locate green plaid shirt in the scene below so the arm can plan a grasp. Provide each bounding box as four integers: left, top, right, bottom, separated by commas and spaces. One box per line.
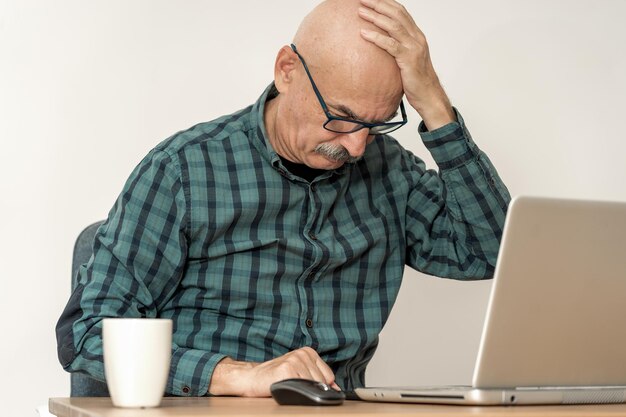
57, 84, 510, 395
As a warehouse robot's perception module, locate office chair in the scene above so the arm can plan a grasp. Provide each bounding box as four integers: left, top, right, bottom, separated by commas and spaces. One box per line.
70, 220, 109, 397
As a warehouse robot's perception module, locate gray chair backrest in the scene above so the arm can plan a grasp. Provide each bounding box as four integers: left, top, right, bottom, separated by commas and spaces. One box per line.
70, 221, 110, 397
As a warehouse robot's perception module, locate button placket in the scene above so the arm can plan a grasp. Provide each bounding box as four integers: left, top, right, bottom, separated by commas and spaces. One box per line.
306, 184, 320, 244
300, 180, 323, 340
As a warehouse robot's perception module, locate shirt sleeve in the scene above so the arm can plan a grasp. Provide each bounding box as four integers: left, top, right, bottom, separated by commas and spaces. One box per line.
55, 148, 226, 397
404, 108, 511, 279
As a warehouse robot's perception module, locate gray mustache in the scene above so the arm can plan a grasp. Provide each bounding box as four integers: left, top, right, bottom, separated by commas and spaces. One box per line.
314, 143, 362, 164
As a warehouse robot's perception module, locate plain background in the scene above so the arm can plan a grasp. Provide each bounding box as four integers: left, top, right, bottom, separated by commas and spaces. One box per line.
2, 1, 626, 415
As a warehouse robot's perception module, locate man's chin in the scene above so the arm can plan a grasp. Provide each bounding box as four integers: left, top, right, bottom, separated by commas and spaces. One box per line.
314, 156, 345, 170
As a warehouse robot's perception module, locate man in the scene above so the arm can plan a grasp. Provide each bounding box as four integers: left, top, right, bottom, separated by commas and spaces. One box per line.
57, 0, 510, 398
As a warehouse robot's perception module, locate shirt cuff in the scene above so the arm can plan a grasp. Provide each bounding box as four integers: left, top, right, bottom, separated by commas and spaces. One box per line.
167, 347, 227, 396
418, 107, 480, 171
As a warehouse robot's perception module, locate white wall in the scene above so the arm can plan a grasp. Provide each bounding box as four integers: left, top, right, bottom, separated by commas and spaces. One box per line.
1, 1, 625, 415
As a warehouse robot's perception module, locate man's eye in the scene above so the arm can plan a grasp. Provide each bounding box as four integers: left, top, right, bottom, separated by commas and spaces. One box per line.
334, 113, 353, 120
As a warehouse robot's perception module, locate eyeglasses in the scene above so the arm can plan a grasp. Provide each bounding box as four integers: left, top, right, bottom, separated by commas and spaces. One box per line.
290, 44, 407, 135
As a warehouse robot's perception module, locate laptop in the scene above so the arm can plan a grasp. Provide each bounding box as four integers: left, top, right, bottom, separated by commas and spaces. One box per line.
355, 196, 626, 405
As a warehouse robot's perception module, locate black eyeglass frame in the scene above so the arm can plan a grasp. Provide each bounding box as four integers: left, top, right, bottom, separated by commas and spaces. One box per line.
290, 44, 407, 135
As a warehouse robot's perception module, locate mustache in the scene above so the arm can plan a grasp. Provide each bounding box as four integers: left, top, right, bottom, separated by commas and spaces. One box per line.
314, 143, 361, 164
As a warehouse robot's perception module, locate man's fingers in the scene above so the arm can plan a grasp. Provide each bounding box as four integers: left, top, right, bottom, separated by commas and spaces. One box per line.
297, 347, 336, 385
358, 7, 413, 44
358, 0, 428, 61
359, 0, 406, 21
291, 347, 337, 387
274, 347, 325, 384
315, 356, 337, 386
359, 0, 420, 36
360, 28, 402, 57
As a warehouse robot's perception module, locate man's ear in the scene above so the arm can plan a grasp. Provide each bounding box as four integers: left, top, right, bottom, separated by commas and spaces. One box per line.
274, 45, 298, 94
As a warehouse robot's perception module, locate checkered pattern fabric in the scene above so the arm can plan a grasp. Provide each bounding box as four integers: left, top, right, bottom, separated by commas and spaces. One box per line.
57, 84, 510, 396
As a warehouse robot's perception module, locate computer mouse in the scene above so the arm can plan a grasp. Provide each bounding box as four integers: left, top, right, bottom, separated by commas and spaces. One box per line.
270, 378, 345, 406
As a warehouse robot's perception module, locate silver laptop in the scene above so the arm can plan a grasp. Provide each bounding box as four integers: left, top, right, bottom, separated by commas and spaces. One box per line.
356, 196, 626, 405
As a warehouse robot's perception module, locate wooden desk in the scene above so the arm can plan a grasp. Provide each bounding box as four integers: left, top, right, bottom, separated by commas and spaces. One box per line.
49, 397, 626, 417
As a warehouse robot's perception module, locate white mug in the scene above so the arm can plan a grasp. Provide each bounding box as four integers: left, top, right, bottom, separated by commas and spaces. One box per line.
102, 318, 172, 408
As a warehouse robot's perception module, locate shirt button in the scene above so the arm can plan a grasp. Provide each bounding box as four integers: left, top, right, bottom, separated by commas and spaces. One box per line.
310, 184, 317, 192
309, 232, 317, 240
182, 386, 191, 394
305, 318, 313, 328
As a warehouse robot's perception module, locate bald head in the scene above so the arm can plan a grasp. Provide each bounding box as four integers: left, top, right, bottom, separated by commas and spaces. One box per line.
292, 0, 402, 100
264, 0, 406, 169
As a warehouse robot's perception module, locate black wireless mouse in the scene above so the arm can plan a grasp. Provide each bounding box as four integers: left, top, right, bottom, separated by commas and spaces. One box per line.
270, 378, 345, 406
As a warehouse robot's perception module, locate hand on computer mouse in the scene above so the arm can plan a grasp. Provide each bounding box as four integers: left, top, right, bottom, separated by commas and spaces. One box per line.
209, 347, 339, 396
270, 378, 345, 406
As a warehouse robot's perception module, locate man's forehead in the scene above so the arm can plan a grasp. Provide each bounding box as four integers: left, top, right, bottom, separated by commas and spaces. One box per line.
314, 62, 403, 124
326, 99, 401, 125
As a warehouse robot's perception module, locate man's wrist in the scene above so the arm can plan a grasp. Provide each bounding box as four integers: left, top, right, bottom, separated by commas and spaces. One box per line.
420, 103, 456, 132
208, 357, 256, 396
409, 86, 456, 131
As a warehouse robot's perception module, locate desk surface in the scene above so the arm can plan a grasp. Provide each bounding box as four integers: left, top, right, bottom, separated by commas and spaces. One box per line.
49, 397, 626, 417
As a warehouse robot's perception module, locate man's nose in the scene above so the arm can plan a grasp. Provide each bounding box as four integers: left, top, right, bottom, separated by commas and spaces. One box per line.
338, 128, 371, 158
